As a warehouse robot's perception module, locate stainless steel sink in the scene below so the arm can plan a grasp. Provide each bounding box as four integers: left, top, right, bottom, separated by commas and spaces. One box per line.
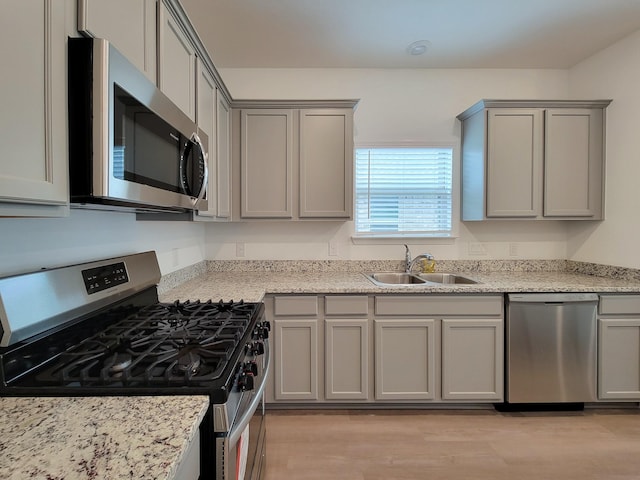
364, 272, 427, 286
417, 273, 479, 285
364, 272, 480, 286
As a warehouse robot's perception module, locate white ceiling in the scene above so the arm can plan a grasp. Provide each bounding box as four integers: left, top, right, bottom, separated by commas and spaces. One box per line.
180, 0, 640, 69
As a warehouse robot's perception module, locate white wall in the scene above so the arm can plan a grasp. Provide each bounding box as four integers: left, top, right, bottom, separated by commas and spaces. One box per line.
207, 67, 571, 261
8, 47, 636, 274
0, 210, 206, 277
567, 29, 640, 269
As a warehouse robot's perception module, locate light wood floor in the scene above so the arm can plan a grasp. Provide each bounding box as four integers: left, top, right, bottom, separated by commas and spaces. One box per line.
264, 407, 640, 480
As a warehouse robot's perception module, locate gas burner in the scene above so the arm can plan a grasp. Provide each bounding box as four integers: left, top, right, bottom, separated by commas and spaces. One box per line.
106, 352, 133, 375
173, 350, 202, 376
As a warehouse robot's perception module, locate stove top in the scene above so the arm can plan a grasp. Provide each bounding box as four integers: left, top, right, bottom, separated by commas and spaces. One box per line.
33, 300, 261, 388
0, 252, 268, 404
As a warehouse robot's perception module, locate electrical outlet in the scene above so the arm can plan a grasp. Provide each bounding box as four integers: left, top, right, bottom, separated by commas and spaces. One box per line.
509, 243, 519, 257
329, 240, 338, 256
468, 242, 487, 256
236, 242, 245, 257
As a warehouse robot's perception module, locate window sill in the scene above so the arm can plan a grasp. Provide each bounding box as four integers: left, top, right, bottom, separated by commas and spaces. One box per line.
351, 235, 457, 245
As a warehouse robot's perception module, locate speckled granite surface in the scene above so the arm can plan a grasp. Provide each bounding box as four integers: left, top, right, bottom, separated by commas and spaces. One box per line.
160, 261, 640, 302
0, 396, 209, 480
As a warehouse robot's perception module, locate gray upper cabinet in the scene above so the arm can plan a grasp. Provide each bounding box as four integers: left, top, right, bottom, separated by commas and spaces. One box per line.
234, 101, 357, 221
485, 109, 543, 218
77, 0, 157, 83
544, 108, 605, 217
458, 99, 611, 221
240, 109, 294, 218
158, 0, 196, 121
299, 109, 354, 218
0, 1, 69, 217
215, 91, 232, 219
194, 59, 217, 218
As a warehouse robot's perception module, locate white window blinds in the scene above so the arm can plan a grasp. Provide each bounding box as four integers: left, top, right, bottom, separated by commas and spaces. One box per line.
355, 147, 453, 236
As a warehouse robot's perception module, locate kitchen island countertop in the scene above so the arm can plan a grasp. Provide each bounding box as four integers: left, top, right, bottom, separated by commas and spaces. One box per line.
160, 269, 640, 303
0, 395, 209, 480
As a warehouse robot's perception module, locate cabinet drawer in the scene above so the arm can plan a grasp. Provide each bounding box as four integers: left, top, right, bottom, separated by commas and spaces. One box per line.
325, 296, 369, 316
599, 295, 640, 315
375, 295, 503, 316
274, 296, 318, 316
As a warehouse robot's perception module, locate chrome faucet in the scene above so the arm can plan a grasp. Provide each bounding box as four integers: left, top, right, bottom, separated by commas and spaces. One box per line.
403, 244, 434, 273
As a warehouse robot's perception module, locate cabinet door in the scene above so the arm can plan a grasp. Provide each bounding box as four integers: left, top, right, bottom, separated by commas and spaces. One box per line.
598, 318, 640, 400
544, 108, 604, 218
325, 319, 369, 400
240, 109, 294, 218
374, 319, 436, 400
0, 1, 68, 217
195, 60, 216, 217
158, 0, 196, 121
486, 109, 543, 217
274, 319, 318, 400
299, 109, 353, 218
216, 92, 232, 219
77, 0, 157, 82
441, 319, 503, 401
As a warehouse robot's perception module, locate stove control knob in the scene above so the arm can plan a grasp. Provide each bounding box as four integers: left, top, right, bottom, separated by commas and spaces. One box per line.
252, 341, 265, 355
245, 341, 263, 355
238, 372, 254, 391
244, 361, 258, 376
254, 321, 270, 340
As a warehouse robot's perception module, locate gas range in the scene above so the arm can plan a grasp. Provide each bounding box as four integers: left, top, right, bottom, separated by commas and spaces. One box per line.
0, 251, 269, 480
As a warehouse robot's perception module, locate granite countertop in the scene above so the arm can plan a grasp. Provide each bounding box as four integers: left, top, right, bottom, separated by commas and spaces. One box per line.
0, 395, 209, 480
160, 269, 640, 303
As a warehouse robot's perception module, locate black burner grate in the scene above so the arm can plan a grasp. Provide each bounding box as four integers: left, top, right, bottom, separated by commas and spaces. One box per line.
30, 300, 260, 388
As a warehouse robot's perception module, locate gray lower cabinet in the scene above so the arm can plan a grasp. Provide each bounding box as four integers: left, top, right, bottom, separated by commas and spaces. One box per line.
441, 318, 503, 401
374, 295, 503, 403
374, 319, 436, 400
273, 318, 319, 401
457, 99, 610, 221
324, 295, 370, 400
266, 293, 503, 405
598, 295, 640, 400
270, 296, 319, 401
325, 318, 369, 400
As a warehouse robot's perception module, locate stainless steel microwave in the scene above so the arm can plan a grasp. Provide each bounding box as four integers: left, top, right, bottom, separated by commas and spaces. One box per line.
68, 37, 208, 213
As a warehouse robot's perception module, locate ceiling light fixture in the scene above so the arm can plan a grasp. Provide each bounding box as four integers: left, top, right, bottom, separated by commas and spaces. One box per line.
406, 40, 431, 56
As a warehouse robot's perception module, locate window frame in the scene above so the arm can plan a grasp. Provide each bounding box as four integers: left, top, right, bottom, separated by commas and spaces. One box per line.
351, 142, 459, 244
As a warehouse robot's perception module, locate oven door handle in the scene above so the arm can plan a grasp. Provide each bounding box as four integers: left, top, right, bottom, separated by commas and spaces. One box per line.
228, 338, 270, 446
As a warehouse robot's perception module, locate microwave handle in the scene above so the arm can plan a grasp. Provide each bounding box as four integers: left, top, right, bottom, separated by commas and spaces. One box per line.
191, 133, 208, 203
180, 133, 208, 202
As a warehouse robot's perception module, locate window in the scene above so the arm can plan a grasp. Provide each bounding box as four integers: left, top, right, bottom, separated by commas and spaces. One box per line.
355, 147, 453, 237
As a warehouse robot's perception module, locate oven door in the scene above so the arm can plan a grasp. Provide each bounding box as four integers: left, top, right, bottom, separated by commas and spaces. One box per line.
216, 339, 270, 480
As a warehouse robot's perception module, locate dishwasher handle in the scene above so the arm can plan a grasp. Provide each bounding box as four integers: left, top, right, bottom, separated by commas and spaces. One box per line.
508, 293, 599, 304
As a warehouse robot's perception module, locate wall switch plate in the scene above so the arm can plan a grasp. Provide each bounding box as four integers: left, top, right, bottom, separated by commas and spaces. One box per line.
236, 242, 245, 257
329, 240, 338, 256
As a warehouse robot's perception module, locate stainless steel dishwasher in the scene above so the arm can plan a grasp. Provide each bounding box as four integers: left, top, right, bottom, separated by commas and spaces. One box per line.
506, 293, 599, 404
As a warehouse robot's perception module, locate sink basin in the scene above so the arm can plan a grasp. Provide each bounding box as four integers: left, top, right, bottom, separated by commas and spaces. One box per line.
364, 272, 480, 287
417, 273, 479, 285
365, 272, 427, 286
